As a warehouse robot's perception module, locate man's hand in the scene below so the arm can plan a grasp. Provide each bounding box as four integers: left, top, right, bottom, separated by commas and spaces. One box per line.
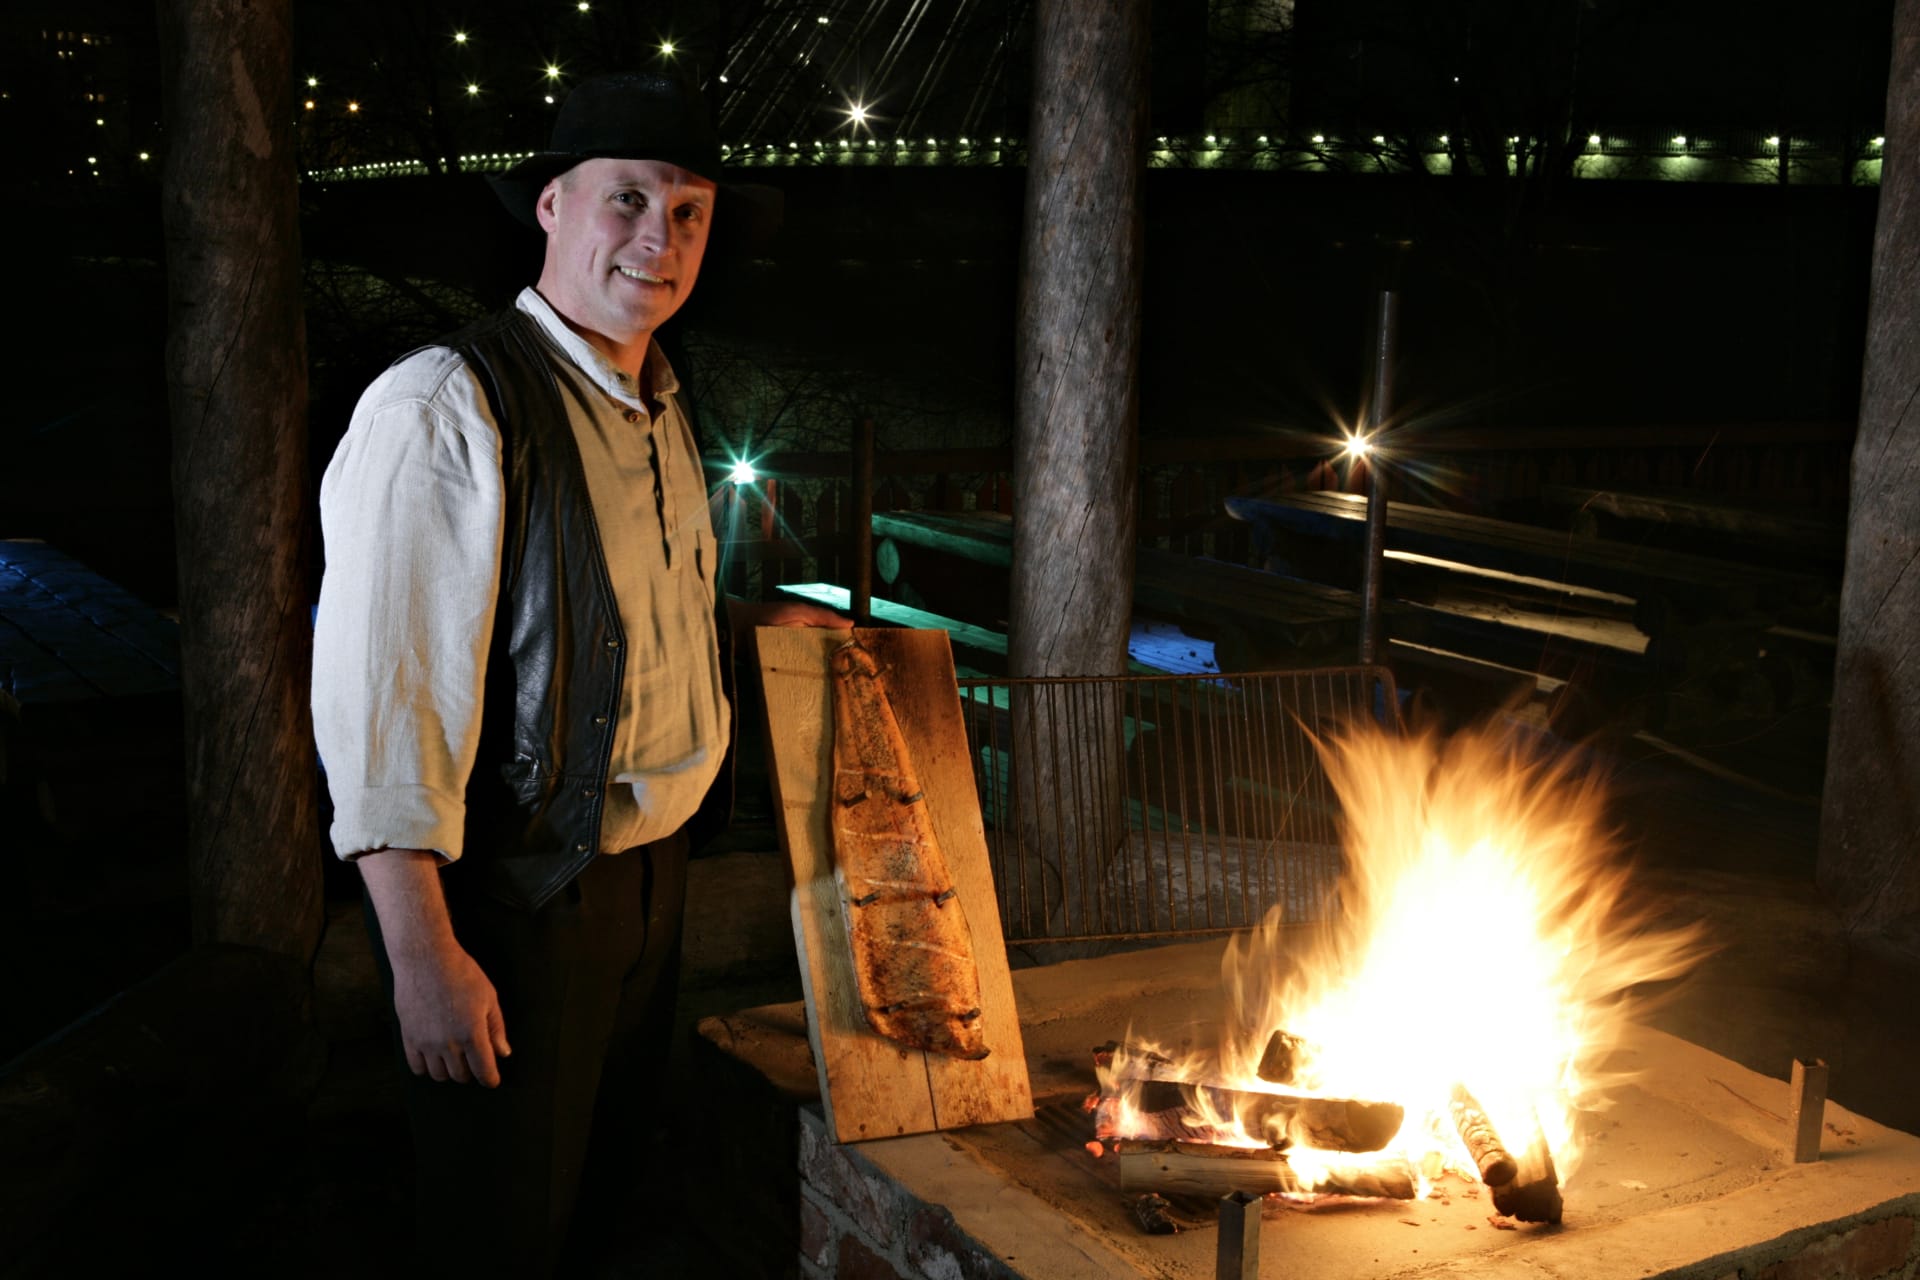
357, 849, 512, 1087
727, 596, 857, 640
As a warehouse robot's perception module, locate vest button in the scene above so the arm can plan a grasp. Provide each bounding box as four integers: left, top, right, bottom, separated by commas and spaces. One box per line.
604, 637, 620, 649
575, 842, 589, 853
624, 409, 642, 423
592, 714, 609, 725
582, 787, 596, 799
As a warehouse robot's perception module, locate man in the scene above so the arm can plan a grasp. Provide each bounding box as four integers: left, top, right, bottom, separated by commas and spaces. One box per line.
312, 72, 846, 1274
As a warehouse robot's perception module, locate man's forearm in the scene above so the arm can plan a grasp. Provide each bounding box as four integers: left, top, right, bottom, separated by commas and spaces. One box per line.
356, 848, 459, 963
357, 848, 511, 1086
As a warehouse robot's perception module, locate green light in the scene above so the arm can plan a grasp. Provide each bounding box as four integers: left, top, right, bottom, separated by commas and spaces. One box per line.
1587, 134, 1601, 146
453, 30, 468, 44
729, 460, 757, 485
1672, 135, 1687, 147
1311, 134, 1325, 144
659, 40, 675, 56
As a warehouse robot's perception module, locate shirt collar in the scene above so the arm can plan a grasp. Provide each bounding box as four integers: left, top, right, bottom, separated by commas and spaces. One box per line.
514, 286, 680, 405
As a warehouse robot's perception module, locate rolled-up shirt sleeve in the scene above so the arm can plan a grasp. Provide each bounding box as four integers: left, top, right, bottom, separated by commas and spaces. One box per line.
312, 350, 504, 862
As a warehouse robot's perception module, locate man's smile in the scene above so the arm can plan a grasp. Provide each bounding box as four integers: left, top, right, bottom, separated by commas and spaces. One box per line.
616, 265, 668, 284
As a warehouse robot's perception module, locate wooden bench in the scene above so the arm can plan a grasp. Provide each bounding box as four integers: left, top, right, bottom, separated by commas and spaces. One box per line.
1224, 492, 1834, 630
1539, 483, 1846, 567
1, 539, 183, 839
771, 581, 1013, 675
1, 538, 179, 707
870, 509, 1375, 667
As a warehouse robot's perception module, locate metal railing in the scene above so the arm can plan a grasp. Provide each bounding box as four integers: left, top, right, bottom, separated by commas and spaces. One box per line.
957, 665, 1398, 945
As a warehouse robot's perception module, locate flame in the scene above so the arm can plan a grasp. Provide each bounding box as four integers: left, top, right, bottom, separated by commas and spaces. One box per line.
1100, 715, 1709, 1199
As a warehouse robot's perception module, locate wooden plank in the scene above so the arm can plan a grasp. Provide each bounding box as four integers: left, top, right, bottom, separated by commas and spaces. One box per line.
873, 510, 1014, 568
759, 627, 1032, 1143
1541, 483, 1844, 548
1226, 492, 1829, 616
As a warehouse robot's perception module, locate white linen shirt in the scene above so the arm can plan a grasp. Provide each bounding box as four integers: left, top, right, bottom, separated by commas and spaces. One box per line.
313, 287, 729, 862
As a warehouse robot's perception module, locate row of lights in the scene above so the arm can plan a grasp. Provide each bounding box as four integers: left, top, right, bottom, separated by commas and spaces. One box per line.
306, 152, 537, 180
1159, 132, 1889, 154
724, 135, 1014, 155
714, 133, 1892, 159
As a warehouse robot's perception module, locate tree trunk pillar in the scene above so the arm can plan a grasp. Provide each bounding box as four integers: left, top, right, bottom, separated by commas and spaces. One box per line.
1819, 0, 1920, 937
1010, 0, 1148, 679
1006, 0, 1148, 947
158, 0, 322, 962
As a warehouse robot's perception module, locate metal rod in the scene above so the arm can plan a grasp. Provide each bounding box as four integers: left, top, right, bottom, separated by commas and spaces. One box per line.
1216, 1191, 1261, 1280
1358, 289, 1398, 664
851, 417, 874, 626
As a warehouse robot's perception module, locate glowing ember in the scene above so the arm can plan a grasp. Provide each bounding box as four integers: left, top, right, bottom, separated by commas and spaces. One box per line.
1097, 717, 1709, 1207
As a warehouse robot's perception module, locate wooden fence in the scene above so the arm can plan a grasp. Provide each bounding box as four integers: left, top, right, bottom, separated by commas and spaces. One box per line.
711, 423, 1854, 600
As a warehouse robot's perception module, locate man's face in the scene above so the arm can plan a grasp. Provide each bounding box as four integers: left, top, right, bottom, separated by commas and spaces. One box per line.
534, 157, 717, 360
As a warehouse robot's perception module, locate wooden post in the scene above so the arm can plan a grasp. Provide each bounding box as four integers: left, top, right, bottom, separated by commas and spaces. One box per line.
1010, 0, 1146, 680
1820, 0, 1920, 935
157, 0, 321, 962
1008, 0, 1147, 943
1790, 1058, 1829, 1163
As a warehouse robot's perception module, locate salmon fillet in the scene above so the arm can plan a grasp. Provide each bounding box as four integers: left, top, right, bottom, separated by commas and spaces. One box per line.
829, 637, 989, 1060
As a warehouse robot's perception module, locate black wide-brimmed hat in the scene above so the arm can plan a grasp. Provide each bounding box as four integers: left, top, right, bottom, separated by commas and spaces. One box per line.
487, 71, 780, 252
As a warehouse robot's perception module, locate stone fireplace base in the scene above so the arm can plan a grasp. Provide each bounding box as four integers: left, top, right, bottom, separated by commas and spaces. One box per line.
696, 940, 1920, 1280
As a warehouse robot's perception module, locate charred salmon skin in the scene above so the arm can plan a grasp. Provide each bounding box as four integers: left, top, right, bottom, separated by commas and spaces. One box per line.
829, 638, 989, 1060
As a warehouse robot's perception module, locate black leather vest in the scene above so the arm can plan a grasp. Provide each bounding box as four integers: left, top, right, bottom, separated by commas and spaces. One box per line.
436, 310, 735, 909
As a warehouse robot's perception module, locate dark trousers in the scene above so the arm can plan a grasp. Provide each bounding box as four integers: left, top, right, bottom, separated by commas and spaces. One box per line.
365, 832, 689, 1278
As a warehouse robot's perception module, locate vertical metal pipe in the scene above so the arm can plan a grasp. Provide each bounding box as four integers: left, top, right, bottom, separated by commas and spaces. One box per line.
1358, 290, 1398, 664
852, 417, 875, 625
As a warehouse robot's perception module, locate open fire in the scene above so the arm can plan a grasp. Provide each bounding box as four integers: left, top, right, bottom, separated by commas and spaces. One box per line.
1091, 717, 1710, 1223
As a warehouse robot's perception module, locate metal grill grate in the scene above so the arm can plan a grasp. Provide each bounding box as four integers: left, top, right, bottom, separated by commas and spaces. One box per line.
956, 666, 1398, 946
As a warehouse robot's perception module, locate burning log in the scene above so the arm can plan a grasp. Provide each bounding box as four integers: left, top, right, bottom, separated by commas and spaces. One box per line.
1447, 1083, 1519, 1188
1122, 1078, 1404, 1153
1487, 1112, 1563, 1225
1256, 1030, 1309, 1085
1117, 1141, 1417, 1200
